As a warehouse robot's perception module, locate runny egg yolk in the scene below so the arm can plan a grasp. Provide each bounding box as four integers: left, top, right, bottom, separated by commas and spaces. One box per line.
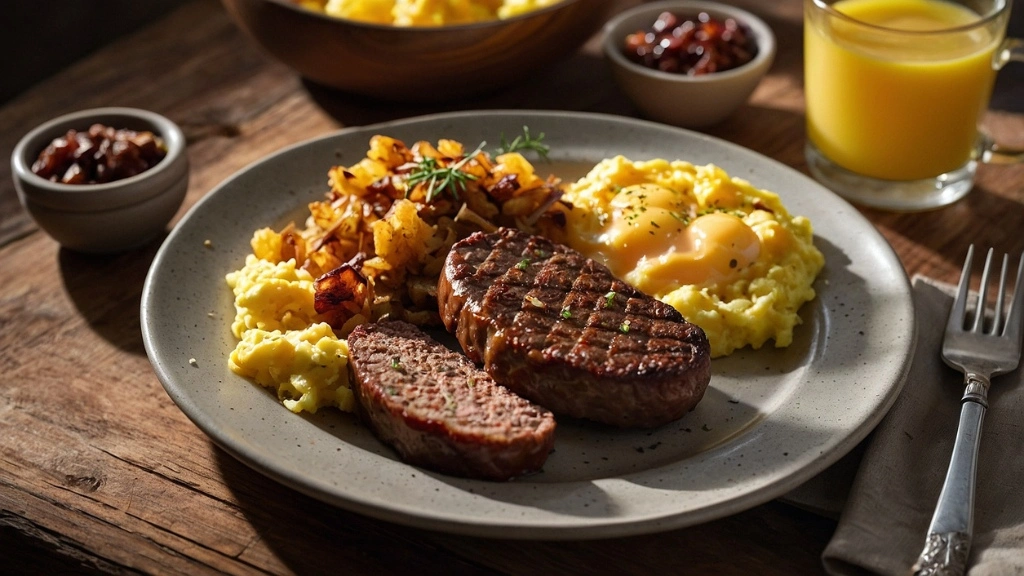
586, 184, 762, 295
632, 211, 761, 295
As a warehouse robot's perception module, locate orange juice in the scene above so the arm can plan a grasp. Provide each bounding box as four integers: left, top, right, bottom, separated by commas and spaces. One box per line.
805, 0, 999, 180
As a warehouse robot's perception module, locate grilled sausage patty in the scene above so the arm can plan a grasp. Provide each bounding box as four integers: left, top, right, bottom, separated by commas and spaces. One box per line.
438, 228, 711, 428
347, 320, 556, 480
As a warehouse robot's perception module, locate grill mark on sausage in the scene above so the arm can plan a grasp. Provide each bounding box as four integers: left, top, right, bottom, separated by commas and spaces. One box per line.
439, 228, 711, 428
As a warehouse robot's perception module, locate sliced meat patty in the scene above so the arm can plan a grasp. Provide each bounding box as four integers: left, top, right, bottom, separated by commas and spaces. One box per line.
346, 320, 556, 481
438, 227, 711, 428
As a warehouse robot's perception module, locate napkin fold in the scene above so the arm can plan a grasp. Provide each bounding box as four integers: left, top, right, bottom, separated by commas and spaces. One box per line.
823, 276, 1024, 576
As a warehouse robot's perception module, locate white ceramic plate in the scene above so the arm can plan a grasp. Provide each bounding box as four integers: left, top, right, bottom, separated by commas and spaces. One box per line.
141, 111, 915, 539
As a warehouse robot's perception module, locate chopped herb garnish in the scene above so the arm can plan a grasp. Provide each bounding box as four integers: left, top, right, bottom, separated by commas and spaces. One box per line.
495, 126, 549, 160
619, 319, 631, 333
390, 357, 403, 372
604, 291, 617, 308
560, 307, 572, 319
406, 141, 486, 202
515, 258, 530, 271
669, 211, 691, 226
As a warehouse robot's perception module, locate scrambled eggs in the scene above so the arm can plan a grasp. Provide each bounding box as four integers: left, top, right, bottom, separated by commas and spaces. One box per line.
304, 0, 563, 25
226, 248, 354, 414
563, 156, 825, 358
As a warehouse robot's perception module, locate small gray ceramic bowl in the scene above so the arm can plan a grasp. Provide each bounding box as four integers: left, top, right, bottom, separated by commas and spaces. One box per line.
603, 1, 776, 128
12, 107, 189, 254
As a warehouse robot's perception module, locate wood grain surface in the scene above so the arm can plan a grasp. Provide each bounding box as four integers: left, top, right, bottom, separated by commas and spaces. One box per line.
1, 0, 1022, 574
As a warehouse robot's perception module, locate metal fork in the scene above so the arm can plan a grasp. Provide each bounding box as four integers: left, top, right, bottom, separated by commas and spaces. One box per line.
912, 245, 1024, 576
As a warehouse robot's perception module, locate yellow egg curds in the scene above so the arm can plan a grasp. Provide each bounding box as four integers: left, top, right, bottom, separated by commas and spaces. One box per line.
226, 249, 353, 414
308, 0, 563, 25
563, 156, 825, 358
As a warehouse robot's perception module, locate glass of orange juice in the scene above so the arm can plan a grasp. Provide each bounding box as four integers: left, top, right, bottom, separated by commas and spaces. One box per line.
804, 0, 1023, 211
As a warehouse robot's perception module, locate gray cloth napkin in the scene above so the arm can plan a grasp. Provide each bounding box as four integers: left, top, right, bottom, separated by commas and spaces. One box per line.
822, 276, 1024, 576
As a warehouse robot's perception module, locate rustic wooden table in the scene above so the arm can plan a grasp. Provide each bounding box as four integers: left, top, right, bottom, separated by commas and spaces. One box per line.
1, 1, 1021, 574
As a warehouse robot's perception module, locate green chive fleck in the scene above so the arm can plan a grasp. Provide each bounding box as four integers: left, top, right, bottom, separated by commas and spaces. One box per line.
604, 291, 616, 308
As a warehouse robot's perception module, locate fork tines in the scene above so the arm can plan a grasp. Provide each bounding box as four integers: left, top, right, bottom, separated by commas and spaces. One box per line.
950, 245, 1024, 338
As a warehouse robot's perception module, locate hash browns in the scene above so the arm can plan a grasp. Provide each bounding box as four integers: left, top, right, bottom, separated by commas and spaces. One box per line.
249, 135, 569, 335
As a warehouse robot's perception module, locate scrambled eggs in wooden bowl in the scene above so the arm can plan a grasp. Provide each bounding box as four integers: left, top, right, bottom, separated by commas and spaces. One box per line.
297, 0, 565, 25
563, 156, 825, 358
220, 0, 616, 101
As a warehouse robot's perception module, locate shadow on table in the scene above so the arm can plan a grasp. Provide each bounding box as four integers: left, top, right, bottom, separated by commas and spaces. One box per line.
0, 1, 185, 106
213, 446, 501, 575
57, 235, 166, 357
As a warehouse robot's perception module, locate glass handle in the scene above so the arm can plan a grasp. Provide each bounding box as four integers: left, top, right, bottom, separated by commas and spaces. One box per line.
983, 142, 1024, 165
996, 37, 1024, 67
983, 38, 1024, 165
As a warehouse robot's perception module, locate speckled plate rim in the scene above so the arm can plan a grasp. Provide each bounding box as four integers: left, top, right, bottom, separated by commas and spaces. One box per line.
141, 110, 916, 540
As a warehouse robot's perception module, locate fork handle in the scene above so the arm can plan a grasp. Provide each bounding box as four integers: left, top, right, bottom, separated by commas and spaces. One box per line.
912, 375, 989, 576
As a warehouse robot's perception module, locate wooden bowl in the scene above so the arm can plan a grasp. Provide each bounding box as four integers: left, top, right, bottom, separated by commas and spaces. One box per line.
220, 0, 617, 102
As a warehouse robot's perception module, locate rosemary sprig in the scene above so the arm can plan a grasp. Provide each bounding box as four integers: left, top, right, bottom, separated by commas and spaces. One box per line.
406, 141, 486, 202
496, 126, 549, 161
